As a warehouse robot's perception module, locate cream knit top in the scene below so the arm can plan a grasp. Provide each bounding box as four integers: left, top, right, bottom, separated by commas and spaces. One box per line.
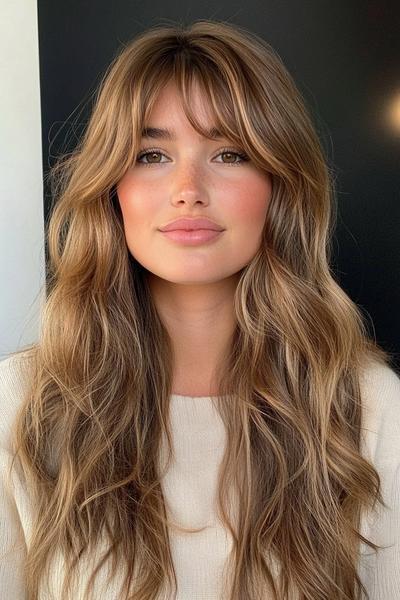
1, 351, 400, 599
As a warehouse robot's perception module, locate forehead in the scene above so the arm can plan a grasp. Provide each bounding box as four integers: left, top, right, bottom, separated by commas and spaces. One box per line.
141, 125, 223, 141
141, 80, 222, 139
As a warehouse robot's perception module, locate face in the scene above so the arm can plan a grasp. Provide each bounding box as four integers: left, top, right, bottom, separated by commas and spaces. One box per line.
116, 80, 272, 286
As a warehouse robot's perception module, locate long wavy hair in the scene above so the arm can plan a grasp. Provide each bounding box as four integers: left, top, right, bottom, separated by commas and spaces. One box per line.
8, 19, 393, 600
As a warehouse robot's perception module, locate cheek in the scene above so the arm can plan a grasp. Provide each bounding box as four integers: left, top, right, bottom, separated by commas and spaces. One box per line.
116, 176, 134, 219
229, 175, 272, 228
116, 177, 156, 228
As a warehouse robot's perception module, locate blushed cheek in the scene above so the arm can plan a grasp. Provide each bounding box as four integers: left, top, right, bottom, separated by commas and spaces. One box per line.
117, 175, 162, 223
234, 179, 271, 230
116, 179, 145, 226
116, 178, 131, 214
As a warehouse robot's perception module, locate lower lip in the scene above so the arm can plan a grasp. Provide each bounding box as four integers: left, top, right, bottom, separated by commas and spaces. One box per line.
160, 229, 224, 245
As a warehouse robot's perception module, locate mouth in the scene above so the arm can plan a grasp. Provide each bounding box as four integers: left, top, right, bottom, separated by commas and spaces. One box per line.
159, 228, 224, 245
158, 218, 224, 232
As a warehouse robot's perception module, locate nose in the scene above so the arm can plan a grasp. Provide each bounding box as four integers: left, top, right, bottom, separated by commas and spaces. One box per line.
170, 163, 210, 207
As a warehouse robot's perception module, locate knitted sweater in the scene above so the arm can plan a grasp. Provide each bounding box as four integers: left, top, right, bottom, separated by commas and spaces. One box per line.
1, 351, 400, 599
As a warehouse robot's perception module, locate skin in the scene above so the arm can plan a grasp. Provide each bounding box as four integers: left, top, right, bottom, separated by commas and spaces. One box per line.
116, 80, 272, 396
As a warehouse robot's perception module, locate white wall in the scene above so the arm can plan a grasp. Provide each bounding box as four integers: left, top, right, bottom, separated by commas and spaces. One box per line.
0, 0, 45, 359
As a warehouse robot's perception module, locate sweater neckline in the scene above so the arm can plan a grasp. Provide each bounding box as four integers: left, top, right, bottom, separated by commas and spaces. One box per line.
170, 393, 216, 400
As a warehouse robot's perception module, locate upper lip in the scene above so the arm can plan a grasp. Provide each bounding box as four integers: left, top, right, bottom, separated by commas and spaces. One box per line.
159, 217, 224, 232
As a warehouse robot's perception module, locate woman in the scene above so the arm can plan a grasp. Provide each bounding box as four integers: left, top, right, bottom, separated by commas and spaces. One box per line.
1, 19, 399, 600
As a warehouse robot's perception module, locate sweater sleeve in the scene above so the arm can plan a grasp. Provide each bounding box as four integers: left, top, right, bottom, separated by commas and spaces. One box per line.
361, 462, 400, 599
377, 462, 400, 598
0, 353, 31, 600
358, 361, 400, 599
0, 447, 28, 599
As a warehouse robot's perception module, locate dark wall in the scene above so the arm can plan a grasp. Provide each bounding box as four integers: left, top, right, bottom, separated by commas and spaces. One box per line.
37, 1, 400, 368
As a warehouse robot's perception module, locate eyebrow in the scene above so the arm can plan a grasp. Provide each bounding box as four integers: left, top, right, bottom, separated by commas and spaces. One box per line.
141, 126, 224, 140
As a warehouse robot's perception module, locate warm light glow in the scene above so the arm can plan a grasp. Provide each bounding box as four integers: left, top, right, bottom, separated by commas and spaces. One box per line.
387, 92, 400, 133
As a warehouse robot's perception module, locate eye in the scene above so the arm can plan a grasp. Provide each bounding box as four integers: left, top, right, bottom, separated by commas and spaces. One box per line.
136, 149, 168, 165
214, 148, 249, 165
135, 147, 250, 167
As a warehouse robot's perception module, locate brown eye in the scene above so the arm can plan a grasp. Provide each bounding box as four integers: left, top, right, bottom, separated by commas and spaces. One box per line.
136, 149, 171, 166
137, 151, 166, 164
221, 152, 237, 163
147, 152, 161, 163
215, 149, 249, 165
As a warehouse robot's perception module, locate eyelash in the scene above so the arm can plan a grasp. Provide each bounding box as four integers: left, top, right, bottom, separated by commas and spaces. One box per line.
135, 147, 249, 167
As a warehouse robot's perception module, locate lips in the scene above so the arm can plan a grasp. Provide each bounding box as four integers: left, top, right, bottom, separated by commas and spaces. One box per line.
159, 217, 224, 232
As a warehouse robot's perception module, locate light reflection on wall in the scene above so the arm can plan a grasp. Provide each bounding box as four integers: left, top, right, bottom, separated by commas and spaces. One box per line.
387, 92, 400, 134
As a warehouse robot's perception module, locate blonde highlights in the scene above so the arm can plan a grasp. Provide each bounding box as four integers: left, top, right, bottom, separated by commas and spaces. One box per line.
9, 19, 393, 599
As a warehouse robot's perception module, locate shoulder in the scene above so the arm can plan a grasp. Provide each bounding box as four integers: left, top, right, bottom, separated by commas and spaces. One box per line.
0, 348, 36, 452
357, 360, 400, 597
360, 357, 400, 397
359, 358, 400, 468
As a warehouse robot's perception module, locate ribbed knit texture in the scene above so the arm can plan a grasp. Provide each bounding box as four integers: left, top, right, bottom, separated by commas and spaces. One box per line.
1, 351, 399, 599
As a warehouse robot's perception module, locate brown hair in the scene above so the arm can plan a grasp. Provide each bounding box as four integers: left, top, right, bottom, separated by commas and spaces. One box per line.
9, 19, 392, 599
